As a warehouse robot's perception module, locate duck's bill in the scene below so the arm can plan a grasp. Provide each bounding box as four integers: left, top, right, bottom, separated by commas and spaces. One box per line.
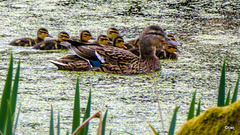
176, 48, 181, 53
48, 34, 53, 38
91, 37, 96, 40
166, 38, 181, 46
118, 33, 123, 37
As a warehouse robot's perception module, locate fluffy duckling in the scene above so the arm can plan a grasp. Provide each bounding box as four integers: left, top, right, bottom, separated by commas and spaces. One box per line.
48, 25, 181, 74
107, 28, 122, 42
9, 28, 53, 46
92, 35, 112, 45
72, 30, 95, 43
33, 31, 70, 50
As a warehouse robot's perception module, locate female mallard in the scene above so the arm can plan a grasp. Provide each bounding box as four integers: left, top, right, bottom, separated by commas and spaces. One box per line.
72, 30, 95, 43
9, 28, 53, 46
49, 25, 180, 75
130, 35, 181, 59
33, 31, 70, 50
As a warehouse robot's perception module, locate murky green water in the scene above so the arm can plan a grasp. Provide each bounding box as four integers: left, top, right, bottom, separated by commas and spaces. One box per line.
0, 0, 240, 134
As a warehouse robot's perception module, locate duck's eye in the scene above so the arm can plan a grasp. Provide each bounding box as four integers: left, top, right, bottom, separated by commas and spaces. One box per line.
109, 31, 118, 34
117, 40, 124, 42
167, 46, 177, 49
84, 34, 92, 36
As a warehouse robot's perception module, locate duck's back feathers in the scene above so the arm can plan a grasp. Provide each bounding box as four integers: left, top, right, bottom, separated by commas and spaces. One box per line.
9, 38, 36, 46
48, 55, 91, 71
33, 40, 68, 50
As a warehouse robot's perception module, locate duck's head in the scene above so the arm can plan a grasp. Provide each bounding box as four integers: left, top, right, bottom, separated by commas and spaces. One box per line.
37, 28, 53, 39
107, 28, 122, 41
80, 30, 95, 42
58, 31, 70, 42
112, 36, 127, 49
139, 26, 181, 59
97, 35, 111, 45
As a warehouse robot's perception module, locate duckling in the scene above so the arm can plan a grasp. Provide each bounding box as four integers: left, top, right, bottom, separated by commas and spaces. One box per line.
9, 28, 53, 46
48, 25, 180, 75
92, 35, 112, 45
72, 30, 95, 43
33, 31, 70, 50
107, 28, 122, 42
112, 36, 128, 49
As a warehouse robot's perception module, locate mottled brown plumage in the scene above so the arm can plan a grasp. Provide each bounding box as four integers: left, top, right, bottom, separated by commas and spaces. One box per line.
33, 31, 70, 50
49, 25, 180, 75
9, 28, 52, 46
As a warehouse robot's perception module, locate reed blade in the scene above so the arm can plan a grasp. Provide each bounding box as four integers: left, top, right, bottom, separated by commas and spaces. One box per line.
187, 90, 196, 120
6, 101, 13, 135
101, 109, 108, 135
231, 74, 239, 103
196, 99, 201, 116
148, 122, 159, 135
80, 89, 92, 135
49, 105, 54, 135
10, 59, 20, 117
14, 104, 21, 135
224, 88, 231, 106
168, 106, 180, 135
0, 53, 13, 133
72, 78, 80, 134
218, 60, 226, 106
57, 111, 60, 135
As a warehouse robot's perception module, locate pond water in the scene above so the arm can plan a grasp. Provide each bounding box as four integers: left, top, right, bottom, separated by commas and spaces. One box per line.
0, 0, 239, 134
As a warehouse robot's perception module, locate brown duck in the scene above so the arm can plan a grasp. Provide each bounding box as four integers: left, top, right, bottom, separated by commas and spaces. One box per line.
9, 28, 53, 46
33, 31, 70, 50
48, 25, 180, 74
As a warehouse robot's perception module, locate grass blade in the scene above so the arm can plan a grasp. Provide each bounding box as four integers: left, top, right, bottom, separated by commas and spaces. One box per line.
10, 59, 20, 117
224, 88, 231, 106
187, 90, 196, 120
218, 60, 226, 106
109, 129, 112, 135
168, 106, 180, 135
49, 105, 54, 135
231, 74, 240, 103
57, 111, 60, 135
14, 104, 21, 134
102, 109, 108, 135
80, 89, 92, 135
66, 129, 69, 135
72, 78, 80, 134
196, 99, 201, 116
0, 53, 13, 133
119, 131, 134, 135
6, 101, 13, 135
148, 122, 159, 135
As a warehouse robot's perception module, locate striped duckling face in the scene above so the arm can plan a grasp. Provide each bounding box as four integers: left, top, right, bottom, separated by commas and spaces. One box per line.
107, 28, 122, 40
97, 35, 111, 45
113, 36, 127, 49
166, 35, 180, 53
80, 30, 95, 42
37, 28, 53, 40
58, 31, 70, 42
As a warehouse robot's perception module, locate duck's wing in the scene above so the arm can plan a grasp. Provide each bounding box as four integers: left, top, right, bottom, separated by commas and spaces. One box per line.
95, 45, 138, 63
70, 44, 101, 61
9, 38, 36, 46
48, 55, 91, 71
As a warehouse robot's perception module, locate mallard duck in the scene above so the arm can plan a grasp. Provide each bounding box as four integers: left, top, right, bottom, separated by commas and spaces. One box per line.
48, 25, 180, 75
72, 30, 95, 43
33, 31, 70, 50
9, 28, 53, 46
107, 28, 122, 41
92, 35, 112, 45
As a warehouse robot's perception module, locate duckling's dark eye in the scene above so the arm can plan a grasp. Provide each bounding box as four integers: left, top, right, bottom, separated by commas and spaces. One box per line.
117, 40, 124, 42
84, 34, 92, 36
109, 31, 118, 34
167, 46, 177, 49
